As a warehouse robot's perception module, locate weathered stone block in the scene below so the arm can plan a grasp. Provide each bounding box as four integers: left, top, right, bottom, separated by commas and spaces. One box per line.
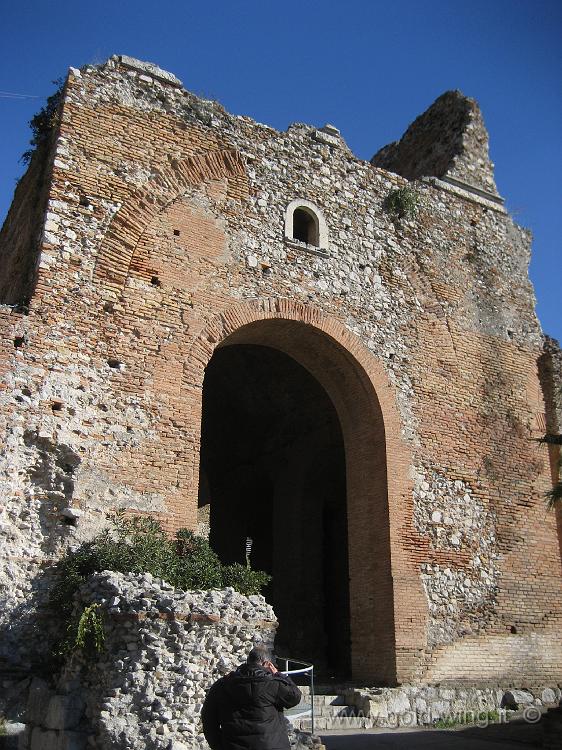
44, 695, 85, 731
369, 699, 389, 721
30, 728, 58, 750
26, 678, 52, 725
386, 691, 411, 716
57, 731, 89, 750
501, 690, 534, 709
541, 688, 558, 705
168, 741, 189, 750
17, 725, 32, 750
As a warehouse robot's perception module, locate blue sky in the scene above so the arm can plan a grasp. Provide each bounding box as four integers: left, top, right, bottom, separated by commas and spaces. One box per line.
1, 0, 560, 341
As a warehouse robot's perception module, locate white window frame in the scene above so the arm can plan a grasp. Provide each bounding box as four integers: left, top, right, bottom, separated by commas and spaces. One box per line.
284, 199, 329, 251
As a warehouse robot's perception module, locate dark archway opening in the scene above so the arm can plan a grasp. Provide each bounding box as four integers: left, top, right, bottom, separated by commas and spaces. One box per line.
198, 343, 351, 679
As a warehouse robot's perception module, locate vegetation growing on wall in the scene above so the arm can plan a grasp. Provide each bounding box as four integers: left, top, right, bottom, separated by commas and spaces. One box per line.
51, 513, 271, 657
540, 433, 562, 509
384, 186, 419, 220
73, 603, 105, 655
21, 79, 64, 165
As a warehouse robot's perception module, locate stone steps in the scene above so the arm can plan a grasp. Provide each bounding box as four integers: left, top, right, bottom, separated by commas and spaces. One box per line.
298, 684, 351, 696
293, 716, 370, 732
312, 706, 356, 718
303, 695, 347, 707
287, 692, 360, 731
289, 684, 561, 733
290, 704, 356, 718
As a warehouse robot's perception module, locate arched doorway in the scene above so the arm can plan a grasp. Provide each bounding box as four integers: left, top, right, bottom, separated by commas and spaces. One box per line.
199, 343, 351, 677
187, 305, 420, 685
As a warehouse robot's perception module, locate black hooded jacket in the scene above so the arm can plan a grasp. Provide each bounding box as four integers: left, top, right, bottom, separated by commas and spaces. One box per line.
201, 664, 302, 750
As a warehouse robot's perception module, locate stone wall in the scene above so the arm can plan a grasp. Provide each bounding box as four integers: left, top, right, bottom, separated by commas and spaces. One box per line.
344, 685, 561, 728
22, 574, 559, 747
0, 54, 561, 685
539, 337, 562, 436
19, 573, 278, 750
0, 137, 57, 307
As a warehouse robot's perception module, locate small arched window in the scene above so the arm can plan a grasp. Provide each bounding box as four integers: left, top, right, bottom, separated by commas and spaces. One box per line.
292, 207, 319, 246
284, 199, 328, 251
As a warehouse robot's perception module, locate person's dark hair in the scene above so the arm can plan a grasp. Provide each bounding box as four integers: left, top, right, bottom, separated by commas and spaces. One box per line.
247, 645, 273, 666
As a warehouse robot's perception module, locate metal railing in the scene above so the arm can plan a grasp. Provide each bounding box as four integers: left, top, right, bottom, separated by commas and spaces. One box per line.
278, 657, 315, 734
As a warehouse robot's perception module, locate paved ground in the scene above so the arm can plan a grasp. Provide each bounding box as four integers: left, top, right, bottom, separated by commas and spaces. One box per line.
321, 719, 542, 750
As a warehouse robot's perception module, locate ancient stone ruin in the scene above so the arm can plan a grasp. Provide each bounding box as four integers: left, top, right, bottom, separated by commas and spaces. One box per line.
1, 54, 561, 744
20, 574, 277, 750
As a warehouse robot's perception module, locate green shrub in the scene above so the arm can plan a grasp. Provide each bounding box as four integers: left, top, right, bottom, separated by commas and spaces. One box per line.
173, 527, 224, 590
50, 513, 271, 657
538, 433, 562, 509
74, 604, 105, 654
221, 562, 271, 596
384, 186, 419, 220
21, 79, 64, 165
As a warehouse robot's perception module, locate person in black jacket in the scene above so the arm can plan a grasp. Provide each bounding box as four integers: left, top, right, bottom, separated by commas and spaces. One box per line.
201, 645, 302, 750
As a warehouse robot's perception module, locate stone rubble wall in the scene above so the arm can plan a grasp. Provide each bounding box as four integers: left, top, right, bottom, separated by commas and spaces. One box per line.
15, 571, 559, 747
18, 573, 284, 750
345, 685, 561, 729
414, 470, 499, 647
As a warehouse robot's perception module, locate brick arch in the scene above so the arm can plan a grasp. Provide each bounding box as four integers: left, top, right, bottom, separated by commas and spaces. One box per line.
94, 149, 248, 291
183, 298, 427, 684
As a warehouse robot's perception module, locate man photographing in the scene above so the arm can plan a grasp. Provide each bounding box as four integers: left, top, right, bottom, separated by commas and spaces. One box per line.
202, 645, 302, 750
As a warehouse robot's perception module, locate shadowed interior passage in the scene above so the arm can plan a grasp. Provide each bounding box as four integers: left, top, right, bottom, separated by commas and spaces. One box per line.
198, 344, 351, 679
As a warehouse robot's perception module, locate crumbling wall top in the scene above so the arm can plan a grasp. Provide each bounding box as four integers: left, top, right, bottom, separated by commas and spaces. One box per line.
371, 90, 500, 198
113, 54, 183, 87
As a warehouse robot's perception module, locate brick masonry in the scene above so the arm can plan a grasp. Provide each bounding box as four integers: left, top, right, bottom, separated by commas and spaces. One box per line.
0, 55, 561, 687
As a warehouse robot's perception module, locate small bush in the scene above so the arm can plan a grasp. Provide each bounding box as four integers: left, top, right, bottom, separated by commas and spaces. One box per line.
174, 527, 224, 590
538, 433, 562, 510
222, 562, 271, 597
21, 79, 64, 165
50, 513, 271, 657
74, 604, 105, 655
384, 186, 418, 220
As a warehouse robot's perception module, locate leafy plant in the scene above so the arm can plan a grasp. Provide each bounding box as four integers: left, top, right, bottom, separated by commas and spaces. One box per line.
74, 604, 105, 654
538, 433, 562, 510
384, 186, 419, 220
222, 563, 271, 596
50, 513, 271, 657
21, 78, 64, 165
